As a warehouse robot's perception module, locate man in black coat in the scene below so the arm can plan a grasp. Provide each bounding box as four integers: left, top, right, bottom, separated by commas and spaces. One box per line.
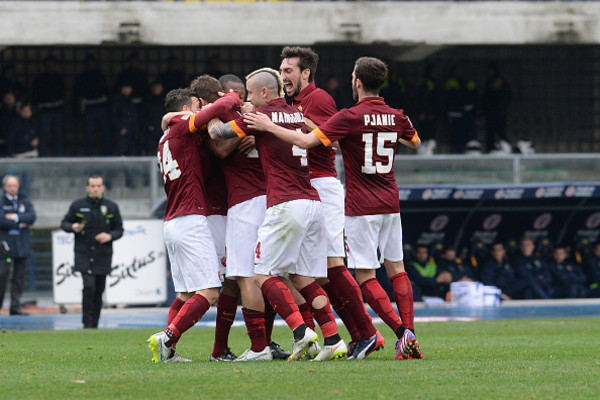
61, 174, 123, 328
0, 175, 36, 315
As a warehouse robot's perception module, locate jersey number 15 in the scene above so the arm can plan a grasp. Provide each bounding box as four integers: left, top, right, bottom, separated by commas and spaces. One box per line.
361, 132, 398, 174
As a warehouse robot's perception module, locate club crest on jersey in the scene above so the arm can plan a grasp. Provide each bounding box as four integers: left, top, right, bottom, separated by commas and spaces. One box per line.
100, 205, 108, 216
271, 111, 303, 124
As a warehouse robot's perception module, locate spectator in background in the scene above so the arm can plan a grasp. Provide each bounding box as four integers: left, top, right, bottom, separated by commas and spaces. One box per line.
380, 59, 406, 109
514, 237, 553, 299
415, 63, 440, 155
583, 241, 600, 298
444, 64, 478, 154
437, 247, 477, 290
0, 63, 26, 101
482, 61, 512, 153
60, 174, 123, 328
548, 246, 588, 299
32, 55, 65, 157
159, 55, 186, 93
114, 52, 149, 154
7, 101, 39, 159
142, 80, 166, 155
0, 175, 36, 316
324, 74, 350, 110
114, 52, 149, 107
0, 90, 19, 156
111, 83, 138, 156
480, 242, 527, 300
406, 244, 449, 301
74, 54, 111, 156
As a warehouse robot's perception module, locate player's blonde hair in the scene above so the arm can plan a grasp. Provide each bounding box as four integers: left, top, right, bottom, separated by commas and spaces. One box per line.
246, 67, 284, 97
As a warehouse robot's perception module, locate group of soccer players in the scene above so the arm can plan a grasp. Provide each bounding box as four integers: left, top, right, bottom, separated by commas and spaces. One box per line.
147, 46, 424, 363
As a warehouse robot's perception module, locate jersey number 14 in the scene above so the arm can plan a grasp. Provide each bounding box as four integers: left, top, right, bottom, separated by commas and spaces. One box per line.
158, 140, 181, 183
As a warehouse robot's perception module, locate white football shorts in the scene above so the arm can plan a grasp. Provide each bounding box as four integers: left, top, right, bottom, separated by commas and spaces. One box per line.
310, 176, 346, 258
164, 214, 222, 292
207, 214, 227, 280
225, 195, 266, 279
254, 199, 327, 278
345, 213, 404, 270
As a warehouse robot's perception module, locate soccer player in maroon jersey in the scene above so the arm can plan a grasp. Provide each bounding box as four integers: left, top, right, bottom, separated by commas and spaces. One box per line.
280, 46, 384, 359
191, 74, 289, 362
147, 88, 241, 363
189, 74, 242, 362
208, 68, 347, 361
244, 57, 424, 360
213, 74, 291, 361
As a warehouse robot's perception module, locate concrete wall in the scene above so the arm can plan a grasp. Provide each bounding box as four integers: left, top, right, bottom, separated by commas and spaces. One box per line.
1, 2, 599, 46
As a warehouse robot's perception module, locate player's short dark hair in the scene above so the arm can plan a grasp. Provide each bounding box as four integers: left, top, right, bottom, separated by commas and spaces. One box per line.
164, 88, 193, 112
280, 46, 319, 83
354, 57, 388, 94
87, 174, 103, 186
219, 74, 243, 87
190, 74, 222, 103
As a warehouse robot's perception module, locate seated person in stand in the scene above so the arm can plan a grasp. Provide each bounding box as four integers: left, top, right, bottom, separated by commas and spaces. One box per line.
480, 242, 527, 300
405, 244, 449, 301
548, 245, 588, 299
513, 237, 553, 299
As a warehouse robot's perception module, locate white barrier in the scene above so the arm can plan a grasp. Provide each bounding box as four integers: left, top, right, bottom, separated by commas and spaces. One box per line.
52, 219, 167, 306
450, 281, 501, 307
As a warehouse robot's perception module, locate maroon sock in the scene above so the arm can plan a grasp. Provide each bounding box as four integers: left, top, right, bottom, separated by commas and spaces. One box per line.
298, 302, 316, 330
299, 281, 338, 339
322, 281, 361, 341
264, 297, 275, 343
167, 293, 211, 346
360, 278, 402, 333
242, 308, 269, 352
328, 265, 377, 339
260, 276, 304, 331
167, 297, 185, 327
211, 292, 238, 358
390, 272, 415, 332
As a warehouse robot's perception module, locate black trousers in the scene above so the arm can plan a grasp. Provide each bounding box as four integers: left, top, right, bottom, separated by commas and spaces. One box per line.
0, 257, 28, 313
82, 273, 107, 328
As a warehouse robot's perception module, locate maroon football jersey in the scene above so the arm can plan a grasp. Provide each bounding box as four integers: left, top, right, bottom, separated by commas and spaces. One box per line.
314, 97, 418, 216
292, 82, 338, 178
157, 93, 239, 220
228, 98, 319, 209
217, 109, 266, 209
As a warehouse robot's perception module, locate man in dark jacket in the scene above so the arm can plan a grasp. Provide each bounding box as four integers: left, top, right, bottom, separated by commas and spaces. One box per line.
513, 237, 553, 299
480, 242, 528, 300
0, 175, 36, 315
548, 246, 588, 299
61, 174, 123, 328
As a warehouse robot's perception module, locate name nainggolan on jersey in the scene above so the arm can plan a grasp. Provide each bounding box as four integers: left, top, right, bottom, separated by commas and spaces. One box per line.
271, 111, 304, 124
364, 114, 396, 126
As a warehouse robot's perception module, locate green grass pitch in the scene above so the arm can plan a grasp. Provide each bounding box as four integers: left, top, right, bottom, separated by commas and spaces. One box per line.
1, 317, 599, 399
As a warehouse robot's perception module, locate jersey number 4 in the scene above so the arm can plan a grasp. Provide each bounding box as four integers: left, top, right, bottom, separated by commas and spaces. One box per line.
292, 129, 308, 166
361, 132, 398, 174
158, 140, 181, 182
